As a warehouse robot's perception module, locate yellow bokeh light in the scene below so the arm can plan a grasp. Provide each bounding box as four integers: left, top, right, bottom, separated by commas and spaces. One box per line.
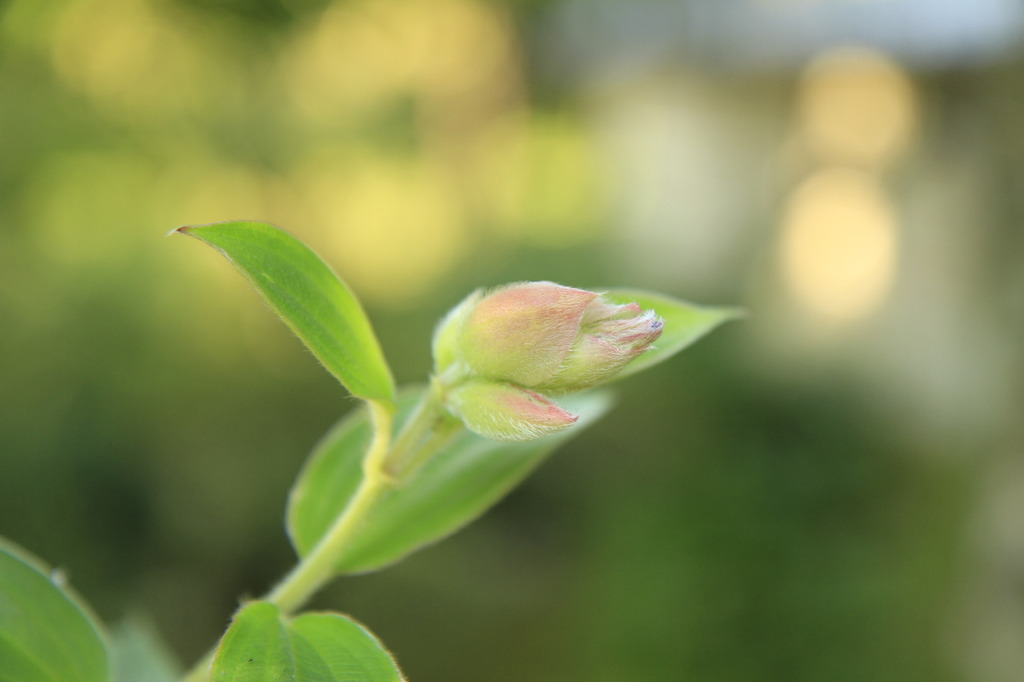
50, 0, 199, 117
283, 4, 406, 122
301, 156, 466, 307
798, 46, 916, 167
283, 0, 514, 124
397, 0, 514, 101
780, 167, 898, 321
472, 114, 605, 249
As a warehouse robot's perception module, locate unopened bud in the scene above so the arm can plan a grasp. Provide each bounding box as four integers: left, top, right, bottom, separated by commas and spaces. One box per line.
537, 301, 664, 392
432, 281, 664, 441
433, 281, 662, 393
455, 282, 598, 386
445, 379, 579, 442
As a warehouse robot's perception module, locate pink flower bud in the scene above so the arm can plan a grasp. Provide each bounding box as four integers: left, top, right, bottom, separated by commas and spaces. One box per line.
538, 303, 664, 392
432, 281, 663, 440
445, 379, 579, 442
434, 282, 662, 392
457, 282, 598, 386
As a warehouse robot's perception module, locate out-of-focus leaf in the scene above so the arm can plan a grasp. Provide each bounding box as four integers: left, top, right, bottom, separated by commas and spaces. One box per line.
110, 615, 180, 682
604, 289, 743, 380
211, 601, 402, 682
287, 387, 612, 574
0, 537, 108, 682
174, 221, 394, 403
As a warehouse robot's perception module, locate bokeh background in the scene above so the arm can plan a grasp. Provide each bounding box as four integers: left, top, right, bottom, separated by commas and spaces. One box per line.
2, 0, 1023, 680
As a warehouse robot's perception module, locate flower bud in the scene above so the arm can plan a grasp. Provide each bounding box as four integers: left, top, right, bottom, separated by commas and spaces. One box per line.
432, 288, 482, 374
536, 299, 664, 392
432, 282, 663, 441
445, 379, 578, 442
455, 282, 598, 386
433, 281, 663, 392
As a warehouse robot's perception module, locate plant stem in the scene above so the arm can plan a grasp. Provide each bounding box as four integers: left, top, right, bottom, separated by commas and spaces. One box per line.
179, 400, 395, 682
179, 390, 459, 681
382, 379, 459, 481
266, 473, 391, 612
264, 398, 395, 614
181, 385, 468, 675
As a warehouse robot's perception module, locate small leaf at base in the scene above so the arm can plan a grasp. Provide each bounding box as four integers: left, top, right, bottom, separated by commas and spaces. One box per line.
211, 601, 403, 681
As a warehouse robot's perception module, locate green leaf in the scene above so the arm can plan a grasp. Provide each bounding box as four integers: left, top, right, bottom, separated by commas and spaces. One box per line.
175, 221, 394, 403
109, 616, 180, 682
211, 601, 403, 681
604, 289, 743, 380
287, 387, 612, 574
0, 538, 109, 682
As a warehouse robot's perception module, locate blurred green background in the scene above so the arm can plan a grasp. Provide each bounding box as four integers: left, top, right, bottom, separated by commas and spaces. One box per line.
2, 0, 1023, 680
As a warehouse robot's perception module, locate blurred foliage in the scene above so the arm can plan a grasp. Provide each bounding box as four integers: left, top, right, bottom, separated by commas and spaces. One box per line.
1, 0, 1021, 680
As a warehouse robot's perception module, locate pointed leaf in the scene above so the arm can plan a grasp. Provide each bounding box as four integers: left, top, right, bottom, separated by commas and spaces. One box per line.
175, 221, 394, 402
211, 601, 403, 681
287, 387, 612, 574
0, 538, 109, 682
603, 289, 743, 380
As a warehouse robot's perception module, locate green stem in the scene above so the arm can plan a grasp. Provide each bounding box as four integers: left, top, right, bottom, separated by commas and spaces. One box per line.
179, 400, 393, 682
266, 473, 391, 610
265, 399, 395, 614
179, 389, 458, 681
383, 379, 459, 481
